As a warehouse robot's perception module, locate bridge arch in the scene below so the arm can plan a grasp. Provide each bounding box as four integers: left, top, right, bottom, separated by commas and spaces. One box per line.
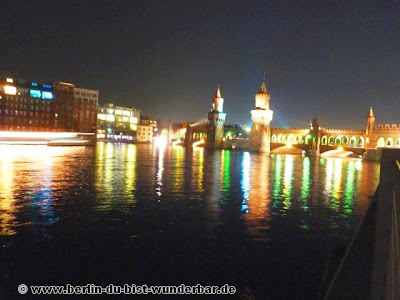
271, 134, 276, 142
335, 136, 341, 145
349, 136, 357, 147
328, 136, 335, 146
321, 135, 327, 145
357, 136, 364, 147
287, 134, 295, 143
342, 136, 349, 146
386, 137, 394, 147
395, 138, 400, 148
377, 137, 385, 148
305, 134, 312, 144
277, 134, 283, 142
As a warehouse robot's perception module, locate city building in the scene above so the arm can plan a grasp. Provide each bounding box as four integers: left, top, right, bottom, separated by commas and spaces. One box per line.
73, 87, 98, 132
136, 124, 153, 142
0, 77, 55, 131
97, 103, 140, 141
52, 82, 98, 132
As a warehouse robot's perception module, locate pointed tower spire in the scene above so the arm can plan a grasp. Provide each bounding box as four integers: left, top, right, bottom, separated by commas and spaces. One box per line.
366, 106, 375, 136
260, 81, 267, 93
368, 107, 374, 117
215, 85, 221, 98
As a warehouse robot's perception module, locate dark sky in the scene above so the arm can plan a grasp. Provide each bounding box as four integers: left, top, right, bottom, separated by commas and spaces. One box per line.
1, 1, 399, 129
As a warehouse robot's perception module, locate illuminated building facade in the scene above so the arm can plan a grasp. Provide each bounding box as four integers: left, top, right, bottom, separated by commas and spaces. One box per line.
250, 81, 274, 152
207, 86, 226, 148
97, 103, 140, 141
0, 77, 55, 131
136, 125, 153, 142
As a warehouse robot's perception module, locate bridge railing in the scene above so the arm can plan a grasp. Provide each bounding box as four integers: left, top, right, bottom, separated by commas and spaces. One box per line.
370, 149, 400, 299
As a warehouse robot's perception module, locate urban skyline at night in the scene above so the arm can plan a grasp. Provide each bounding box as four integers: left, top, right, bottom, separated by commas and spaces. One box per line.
1, 1, 399, 129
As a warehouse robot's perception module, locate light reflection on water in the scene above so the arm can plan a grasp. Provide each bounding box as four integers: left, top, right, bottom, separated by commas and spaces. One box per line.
0, 143, 380, 297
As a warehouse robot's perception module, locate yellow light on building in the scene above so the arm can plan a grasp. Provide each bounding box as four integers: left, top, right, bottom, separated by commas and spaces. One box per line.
123, 116, 128, 122
98, 114, 106, 120
106, 115, 115, 122
6, 78, 13, 83
115, 109, 122, 115
123, 110, 131, 116
130, 124, 137, 131
4, 85, 17, 95
107, 109, 114, 114
130, 117, 138, 124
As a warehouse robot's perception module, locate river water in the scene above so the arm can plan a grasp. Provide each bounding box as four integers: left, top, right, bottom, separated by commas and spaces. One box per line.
0, 143, 379, 298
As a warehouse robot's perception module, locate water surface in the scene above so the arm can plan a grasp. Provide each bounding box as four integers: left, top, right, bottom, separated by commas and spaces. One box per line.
0, 143, 379, 298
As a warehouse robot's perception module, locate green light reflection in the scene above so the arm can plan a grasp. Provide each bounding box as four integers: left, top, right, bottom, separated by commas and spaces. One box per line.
343, 161, 355, 216
300, 156, 311, 211
220, 150, 231, 203
282, 155, 293, 212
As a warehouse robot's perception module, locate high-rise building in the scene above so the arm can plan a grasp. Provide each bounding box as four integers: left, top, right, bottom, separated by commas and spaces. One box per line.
0, 77, 55, 131
97, 103, 140, 141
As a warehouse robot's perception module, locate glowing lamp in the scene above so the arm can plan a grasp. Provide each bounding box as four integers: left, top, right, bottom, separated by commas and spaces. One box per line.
338, 147, 344, 151
155, 136, 168, 148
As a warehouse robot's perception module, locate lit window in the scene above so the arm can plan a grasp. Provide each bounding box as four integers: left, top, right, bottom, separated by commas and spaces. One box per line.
98, 114, 106, 120
115, 109, 122, 115
130, 117, 138, 124
30, 90, 42, 98
107, 109, 114, 114
6, 78, 13, 83
4, 85, 17, 95
42, 91, 53, 99
106, 115, 115, 122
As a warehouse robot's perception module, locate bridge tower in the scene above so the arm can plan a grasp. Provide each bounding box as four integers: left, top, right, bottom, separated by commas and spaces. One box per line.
365, 107, 375, 148
207, 86, 226, 148
250, 81, 273, 152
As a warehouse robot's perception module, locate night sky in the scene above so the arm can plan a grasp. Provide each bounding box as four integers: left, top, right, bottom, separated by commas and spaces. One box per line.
1, 1, 399, 129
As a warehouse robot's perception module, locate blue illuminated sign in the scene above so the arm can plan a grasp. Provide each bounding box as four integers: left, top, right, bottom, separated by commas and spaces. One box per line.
43, 84, 52, 89
30, 90, 42, 98
31, 82, 37, 86
42, 91, 53, 100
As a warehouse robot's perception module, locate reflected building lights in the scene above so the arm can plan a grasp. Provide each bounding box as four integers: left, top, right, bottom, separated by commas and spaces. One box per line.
331, 159, 343, 211
220, 150, 231, 203
173, 146, 184, 190
0, 145, 75, 235
241, 152, 251, 212
343, 161, 355, 216
125, 144, 137, 203
325, 159, 333, 204
272, 155, 282, 210
300, 156, 311, 211
282, 155, 293, 212
194, 147, 204, 193
156, 147, 164, 197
